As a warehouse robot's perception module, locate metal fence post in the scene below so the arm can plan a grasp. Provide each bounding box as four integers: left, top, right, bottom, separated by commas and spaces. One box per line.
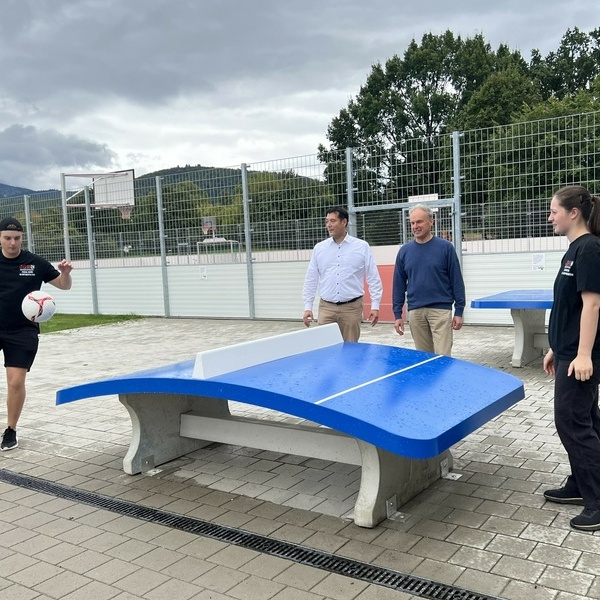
452, 131, 463, 264
23, 195, 33, 252
84, 186, 99, 314
60, 173, 71, 262
241, 163, 255, 319
345, 147, 357, 236
156, 176, 171, 317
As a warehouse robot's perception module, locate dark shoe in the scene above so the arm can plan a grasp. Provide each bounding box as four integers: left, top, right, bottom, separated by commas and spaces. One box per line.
0, 427, 18, 451
544, 487, 584, 505
570, 508, 600, 531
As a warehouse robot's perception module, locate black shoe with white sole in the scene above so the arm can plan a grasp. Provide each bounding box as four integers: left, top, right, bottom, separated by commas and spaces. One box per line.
0, 427, 18, 451
570, 508, 600, 531
543, 487, 584, 505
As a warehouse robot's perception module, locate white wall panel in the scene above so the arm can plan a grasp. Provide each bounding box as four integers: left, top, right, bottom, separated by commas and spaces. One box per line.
463, 252, 562, 325
45, 269, 92, 315
252, 263, 307, 319
50, 251, 565, 326
96, 268, 166, 315
167, 264, 249, 318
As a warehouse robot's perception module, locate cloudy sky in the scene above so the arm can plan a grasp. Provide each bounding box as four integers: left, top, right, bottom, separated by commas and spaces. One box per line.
0, 0, 597, 190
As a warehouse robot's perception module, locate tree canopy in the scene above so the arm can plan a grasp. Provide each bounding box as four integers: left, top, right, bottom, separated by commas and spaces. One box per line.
318, 26, 600, 244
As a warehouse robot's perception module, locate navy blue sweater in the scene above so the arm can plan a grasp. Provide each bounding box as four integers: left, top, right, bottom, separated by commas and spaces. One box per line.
392, 236, 466, 318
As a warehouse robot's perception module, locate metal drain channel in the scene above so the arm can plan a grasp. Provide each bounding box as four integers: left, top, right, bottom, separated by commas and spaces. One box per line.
0, 469, 499, 600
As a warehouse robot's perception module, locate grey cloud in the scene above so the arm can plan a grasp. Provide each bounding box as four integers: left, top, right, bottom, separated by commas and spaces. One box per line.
2, 1, 329, 108
0, 124, 116, 187
5, 0, 587, 111
0, 0, 597, 188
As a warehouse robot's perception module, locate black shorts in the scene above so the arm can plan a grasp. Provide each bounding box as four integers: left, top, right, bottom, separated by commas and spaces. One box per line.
0, 327, 39, 370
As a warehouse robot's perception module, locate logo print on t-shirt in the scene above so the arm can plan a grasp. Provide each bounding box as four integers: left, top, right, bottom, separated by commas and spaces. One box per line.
561, 260, 574, 277
19, 264, 35, 276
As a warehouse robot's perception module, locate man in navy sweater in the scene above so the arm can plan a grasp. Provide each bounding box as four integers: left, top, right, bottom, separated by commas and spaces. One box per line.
392, 204, 465, 356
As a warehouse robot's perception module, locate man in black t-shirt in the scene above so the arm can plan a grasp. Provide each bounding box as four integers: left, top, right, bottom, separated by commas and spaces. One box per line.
0, 217, 73, 451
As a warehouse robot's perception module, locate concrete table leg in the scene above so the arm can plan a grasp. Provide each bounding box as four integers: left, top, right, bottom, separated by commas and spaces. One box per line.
119, 393, 231, 475
510, 308, 547, 367
353, 441, 453, 528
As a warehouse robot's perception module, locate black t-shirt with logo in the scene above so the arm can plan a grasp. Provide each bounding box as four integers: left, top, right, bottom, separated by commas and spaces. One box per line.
548, 233, 600, 361
0, 250, 60, 330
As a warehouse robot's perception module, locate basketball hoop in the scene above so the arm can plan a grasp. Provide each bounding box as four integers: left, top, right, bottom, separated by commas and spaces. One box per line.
119, 205, 133, 220
202, 216, 216, 237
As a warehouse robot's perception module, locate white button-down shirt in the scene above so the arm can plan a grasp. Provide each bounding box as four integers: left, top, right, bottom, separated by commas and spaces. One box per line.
302, 234, 383, 310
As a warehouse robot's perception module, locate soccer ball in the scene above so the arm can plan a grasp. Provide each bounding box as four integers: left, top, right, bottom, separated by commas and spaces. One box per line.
21, 290, 56, 323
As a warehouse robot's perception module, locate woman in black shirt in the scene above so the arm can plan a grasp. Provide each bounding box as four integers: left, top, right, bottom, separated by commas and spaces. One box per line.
543, 185, 600, 531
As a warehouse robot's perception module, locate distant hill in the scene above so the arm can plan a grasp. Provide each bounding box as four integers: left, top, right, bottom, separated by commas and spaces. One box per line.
1, 163, 244, 203
138, 163, 239, 179
0, 183, 35, 198
137, 164, 242, 201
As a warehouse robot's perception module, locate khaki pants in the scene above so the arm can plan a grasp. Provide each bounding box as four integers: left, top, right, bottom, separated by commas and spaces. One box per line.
408, 307, 453, 356
318, 298, 363, 342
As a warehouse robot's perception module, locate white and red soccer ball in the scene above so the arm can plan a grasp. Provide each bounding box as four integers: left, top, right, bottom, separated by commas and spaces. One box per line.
21, 290, 56, 323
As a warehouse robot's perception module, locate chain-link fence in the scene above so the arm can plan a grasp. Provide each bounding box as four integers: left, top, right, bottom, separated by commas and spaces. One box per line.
2, 110, 599, 266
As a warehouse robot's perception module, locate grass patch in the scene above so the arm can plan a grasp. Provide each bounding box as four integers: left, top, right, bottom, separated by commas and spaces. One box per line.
40, 313, 143, 334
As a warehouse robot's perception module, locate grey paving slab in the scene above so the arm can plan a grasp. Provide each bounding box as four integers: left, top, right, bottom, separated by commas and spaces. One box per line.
0, 318, 597, 600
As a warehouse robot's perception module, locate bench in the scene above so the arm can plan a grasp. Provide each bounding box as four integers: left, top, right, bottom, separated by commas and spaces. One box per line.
471, 289, 553, 367
56, 324, 524, 528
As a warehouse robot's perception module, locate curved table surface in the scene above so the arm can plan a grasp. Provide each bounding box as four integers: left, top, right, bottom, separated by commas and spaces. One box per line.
471, 289, 553, 310
57, 343, 524, 460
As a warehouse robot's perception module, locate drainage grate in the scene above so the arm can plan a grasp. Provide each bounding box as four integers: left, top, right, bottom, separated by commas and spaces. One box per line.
0, 468, 500, 600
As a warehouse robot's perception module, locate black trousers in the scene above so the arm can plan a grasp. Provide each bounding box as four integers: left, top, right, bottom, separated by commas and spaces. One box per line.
554, 358, 600, 509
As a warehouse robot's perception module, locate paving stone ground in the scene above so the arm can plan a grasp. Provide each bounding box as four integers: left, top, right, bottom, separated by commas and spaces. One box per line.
0, 317, 596, 600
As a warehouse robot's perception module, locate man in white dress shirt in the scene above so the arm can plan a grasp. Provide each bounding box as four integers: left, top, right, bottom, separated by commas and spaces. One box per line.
302, 206, 383, 342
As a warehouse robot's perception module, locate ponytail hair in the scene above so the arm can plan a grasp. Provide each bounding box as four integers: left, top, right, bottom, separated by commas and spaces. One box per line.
590, 197, 600, 237
553, 185, 600, 237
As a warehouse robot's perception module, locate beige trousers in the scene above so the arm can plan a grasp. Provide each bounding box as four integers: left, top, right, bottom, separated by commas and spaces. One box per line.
408, 307, 453, 356
317, 298, 363, 342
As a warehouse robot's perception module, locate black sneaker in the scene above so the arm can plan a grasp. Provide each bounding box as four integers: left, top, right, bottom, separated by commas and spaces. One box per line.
0, 427, 18, 451
570, 508, 600, 531
543, 487, 584, 505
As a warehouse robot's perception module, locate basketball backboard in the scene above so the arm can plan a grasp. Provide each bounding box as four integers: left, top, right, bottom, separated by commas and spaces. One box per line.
93, 169, 135, 207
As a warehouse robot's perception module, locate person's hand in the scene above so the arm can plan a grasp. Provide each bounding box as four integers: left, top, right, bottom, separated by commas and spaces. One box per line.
368, 310, 379, 327
543, 349, 555, 375
568, 354, 593, 381
303, 310, 314, 328
394, 318, 405, 336
57, 259, 73, 274
452, 316, 463, 330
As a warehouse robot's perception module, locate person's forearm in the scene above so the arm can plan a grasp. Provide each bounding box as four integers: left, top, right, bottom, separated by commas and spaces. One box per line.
55, 273, 72, 290
578, 303, 599, 357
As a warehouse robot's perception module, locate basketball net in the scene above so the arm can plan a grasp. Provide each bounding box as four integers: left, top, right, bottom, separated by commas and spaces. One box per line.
119, 205, 133, 220
202, 226, 212, 236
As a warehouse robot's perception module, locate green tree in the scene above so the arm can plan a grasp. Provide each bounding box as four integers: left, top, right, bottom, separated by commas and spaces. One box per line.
318, 30, 528, 237
246, 170, 335, 250
453, 69, 541, 129
476, 78, 600, 239
29, 207, 88, 261
530, 27, 600, 100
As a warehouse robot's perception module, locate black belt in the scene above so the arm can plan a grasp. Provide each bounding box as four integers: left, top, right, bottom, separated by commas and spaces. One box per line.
323, 296, 363, 306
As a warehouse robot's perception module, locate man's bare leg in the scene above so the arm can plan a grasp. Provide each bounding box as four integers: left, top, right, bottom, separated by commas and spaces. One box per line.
6, 366, 27, 429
